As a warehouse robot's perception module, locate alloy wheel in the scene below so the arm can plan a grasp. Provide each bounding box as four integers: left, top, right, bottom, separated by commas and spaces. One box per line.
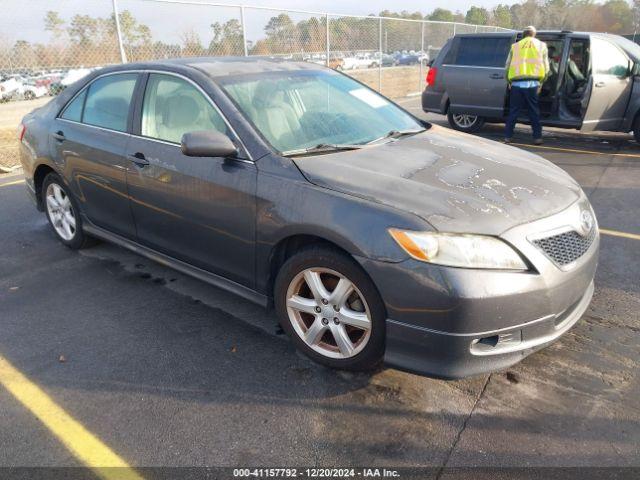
452, 114, 478, 129
285, 267, 372, 359
46, 183, 76, 241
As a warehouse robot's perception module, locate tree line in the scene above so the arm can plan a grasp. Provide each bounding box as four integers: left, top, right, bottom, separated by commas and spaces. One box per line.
2, 1, 640, 72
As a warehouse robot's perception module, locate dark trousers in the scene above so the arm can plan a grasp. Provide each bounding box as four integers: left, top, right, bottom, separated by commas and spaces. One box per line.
505, 86, 542, 140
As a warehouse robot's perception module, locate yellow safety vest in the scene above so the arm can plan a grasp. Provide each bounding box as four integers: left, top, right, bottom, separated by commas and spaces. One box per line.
507, 37, 547, 82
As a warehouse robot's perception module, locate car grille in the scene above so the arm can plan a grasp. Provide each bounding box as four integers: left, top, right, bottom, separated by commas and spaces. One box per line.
533, 228, 596, 267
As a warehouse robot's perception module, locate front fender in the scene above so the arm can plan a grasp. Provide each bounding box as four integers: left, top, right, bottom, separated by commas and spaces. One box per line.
254, 169, 429, 294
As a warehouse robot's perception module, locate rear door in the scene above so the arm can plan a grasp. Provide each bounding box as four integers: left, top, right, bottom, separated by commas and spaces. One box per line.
442, 34, 514, 118
582, 36, 634, 131
52, 72, 139, 239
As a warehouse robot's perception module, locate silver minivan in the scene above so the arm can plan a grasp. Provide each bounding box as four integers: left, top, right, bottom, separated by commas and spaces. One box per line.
423, 31, 640, 141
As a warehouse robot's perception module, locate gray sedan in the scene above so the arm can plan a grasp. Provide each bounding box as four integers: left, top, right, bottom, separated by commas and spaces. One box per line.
18, 58, 598, 378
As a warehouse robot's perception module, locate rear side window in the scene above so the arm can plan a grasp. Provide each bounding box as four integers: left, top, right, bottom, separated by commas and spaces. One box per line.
592, 38, 630, 78
60, 89, 86, 122
450, 37, 512, 67
82, 74, 137, 132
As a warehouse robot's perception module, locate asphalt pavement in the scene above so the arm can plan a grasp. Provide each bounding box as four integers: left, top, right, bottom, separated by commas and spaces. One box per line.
0, 101, 638, 475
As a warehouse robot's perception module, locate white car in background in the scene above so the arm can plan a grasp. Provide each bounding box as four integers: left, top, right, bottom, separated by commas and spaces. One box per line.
61, 68, 93, 87
19, 83, 49, 100
342, 54, 376, 70
0, 76, 21, 102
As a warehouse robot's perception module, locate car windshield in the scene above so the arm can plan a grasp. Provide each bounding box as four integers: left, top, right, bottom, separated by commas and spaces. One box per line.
219, 70, 425, 154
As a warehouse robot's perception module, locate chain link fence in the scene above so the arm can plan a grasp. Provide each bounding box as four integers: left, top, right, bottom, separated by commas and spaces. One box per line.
0, 0, 509, 168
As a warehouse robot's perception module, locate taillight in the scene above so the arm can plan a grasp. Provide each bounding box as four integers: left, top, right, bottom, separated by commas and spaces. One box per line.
18, 124, 26, 142
426, 67, 438, 87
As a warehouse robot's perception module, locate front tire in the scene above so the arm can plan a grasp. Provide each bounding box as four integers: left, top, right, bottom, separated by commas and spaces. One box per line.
447, 111, 485, 133
274, 246, 386, 371
42, 173, 94, 249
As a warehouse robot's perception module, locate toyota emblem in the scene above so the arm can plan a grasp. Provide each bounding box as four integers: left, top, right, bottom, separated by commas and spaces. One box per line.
579, 210, 594, 236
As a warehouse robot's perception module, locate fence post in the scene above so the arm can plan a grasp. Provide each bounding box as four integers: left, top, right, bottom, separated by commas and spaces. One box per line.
453, 23, 457, 36
326, 14, 330, 67
420, 21, 425, 91
378, 17, 383, 92
112, 0, 127, 63
241, 6, 248, 56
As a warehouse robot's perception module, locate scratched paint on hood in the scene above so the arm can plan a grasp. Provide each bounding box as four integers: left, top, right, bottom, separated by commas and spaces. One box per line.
293, 125, 581, 235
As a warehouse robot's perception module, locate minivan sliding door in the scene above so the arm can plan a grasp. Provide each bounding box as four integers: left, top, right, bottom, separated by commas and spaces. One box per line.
442, 35, 514, 119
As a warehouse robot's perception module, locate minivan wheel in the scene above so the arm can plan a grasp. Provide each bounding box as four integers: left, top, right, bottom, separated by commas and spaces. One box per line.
42, 173, 94, 249
447, 111, 485, 133
274, 246, 385, 371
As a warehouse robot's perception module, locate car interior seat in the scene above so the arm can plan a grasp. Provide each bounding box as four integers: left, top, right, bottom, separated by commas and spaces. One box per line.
252, 81, 306, 151
159, 94, 202, 144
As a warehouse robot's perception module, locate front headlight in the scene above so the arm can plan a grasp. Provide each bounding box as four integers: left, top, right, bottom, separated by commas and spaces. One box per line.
388, 229, 528, 270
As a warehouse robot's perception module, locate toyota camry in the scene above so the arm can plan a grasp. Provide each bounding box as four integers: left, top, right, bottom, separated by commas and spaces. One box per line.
18, 58, 599, 378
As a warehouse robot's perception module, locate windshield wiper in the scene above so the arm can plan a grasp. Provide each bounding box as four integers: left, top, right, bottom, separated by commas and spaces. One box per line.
282, 143, 364, 157
366, 128, 426, 144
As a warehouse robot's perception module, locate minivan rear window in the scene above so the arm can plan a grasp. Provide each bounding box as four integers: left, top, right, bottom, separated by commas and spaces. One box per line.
449, 37, 512, 68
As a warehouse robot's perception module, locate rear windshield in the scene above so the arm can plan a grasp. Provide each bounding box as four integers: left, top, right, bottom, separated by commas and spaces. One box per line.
446, 36, 512, 67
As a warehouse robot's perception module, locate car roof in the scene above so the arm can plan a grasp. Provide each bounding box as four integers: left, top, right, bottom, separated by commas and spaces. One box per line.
99, 56, 324, 78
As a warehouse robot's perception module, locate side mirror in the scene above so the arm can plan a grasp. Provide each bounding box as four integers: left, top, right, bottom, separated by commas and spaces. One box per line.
181, 130, 238, 158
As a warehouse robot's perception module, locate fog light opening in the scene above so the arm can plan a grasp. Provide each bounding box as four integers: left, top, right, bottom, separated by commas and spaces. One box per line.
478, 335, 500, 347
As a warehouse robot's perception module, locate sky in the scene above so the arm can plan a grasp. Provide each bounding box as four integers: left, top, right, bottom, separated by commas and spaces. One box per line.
2, 0, 519, 45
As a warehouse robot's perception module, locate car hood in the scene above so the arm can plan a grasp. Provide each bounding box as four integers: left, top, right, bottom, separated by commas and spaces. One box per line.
293, 125, 582, 235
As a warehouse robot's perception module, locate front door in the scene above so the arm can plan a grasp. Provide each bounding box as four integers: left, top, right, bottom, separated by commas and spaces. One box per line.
125, 72, 257, 288
53, 72, 139, 239
582, 37, 633, 131
443, 35, 514, 118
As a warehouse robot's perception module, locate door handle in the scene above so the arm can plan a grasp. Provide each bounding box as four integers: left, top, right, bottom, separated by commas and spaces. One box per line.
490, 73, 504, 79
595, 81, 606, 88
51, 131, 65, 142
128, 152, 149, 167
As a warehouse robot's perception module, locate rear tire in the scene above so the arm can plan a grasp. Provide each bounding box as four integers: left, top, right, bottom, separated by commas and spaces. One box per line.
447, 111, 485, 133
42, 173, 95, 250
274, 246, 386, 371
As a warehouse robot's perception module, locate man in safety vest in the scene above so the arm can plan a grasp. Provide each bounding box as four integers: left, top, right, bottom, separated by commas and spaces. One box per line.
504, 26, 549, 145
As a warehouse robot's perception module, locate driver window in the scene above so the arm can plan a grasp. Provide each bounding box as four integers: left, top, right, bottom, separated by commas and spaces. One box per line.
592, 38, 629, 78
141, 73, 228, 144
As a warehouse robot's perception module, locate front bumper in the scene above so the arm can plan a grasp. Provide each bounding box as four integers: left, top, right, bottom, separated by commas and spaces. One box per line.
384, 281, 593, 379
357, 197, 599, 378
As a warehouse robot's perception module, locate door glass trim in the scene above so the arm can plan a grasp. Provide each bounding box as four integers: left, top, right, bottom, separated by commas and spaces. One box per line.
135, 70, 253, 161
56, 70, 144, 123
56, 68, 253, 162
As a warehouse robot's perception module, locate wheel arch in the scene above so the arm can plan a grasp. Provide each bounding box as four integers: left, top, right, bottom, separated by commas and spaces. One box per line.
266, 233, 356, 299
33, 163, 57, 211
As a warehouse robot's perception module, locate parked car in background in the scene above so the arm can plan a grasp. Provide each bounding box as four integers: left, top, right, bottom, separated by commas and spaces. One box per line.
372, 53, 398, 67
19, 57, 598, 379
423, 31, 640, 140
49, 68, 95, 96
328, 56, 345, 70
19, 82, 49, 100
0, 76, 21, 102
343, 54, 376, 70
396, 53, 421, 66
